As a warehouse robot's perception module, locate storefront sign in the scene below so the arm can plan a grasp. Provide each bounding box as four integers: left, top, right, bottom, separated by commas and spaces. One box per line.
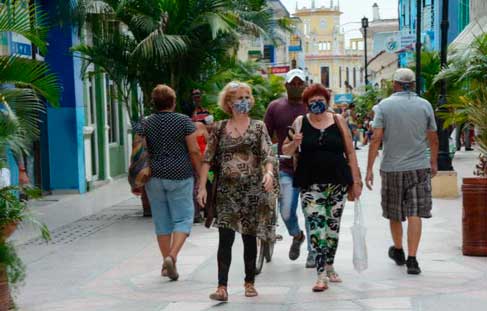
269, 66, 290, 74
10, 33, 31, 57
288, 45, 302, 52
334, 93, 353, 104
373, 31, 418, 54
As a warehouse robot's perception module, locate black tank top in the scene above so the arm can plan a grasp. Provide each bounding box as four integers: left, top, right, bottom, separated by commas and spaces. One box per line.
293, 115, 353, 188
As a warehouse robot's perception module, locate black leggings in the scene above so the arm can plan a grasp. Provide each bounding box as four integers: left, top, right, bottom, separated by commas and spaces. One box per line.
217, 228, 257, 286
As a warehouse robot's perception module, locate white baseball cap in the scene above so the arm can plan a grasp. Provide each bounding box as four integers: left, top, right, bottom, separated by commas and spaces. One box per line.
285, 69, 306, 83
393, 68, 416, 83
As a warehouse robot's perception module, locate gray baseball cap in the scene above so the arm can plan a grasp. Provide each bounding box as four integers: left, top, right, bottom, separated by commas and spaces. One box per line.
393, 68, 415, 83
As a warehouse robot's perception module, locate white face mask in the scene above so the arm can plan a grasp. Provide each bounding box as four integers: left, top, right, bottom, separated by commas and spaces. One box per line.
204, 115, 214, 125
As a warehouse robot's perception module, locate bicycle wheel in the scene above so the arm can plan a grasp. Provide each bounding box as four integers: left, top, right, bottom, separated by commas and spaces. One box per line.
255, 238, 265, 275
264, 241, 274, 263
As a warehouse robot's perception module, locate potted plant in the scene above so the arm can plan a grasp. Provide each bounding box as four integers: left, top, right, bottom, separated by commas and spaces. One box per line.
0, 185, 50, 310
435, 33, 487, 256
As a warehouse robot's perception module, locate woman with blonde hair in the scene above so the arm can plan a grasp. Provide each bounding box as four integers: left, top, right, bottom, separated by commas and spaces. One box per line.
197, 81, 277, 301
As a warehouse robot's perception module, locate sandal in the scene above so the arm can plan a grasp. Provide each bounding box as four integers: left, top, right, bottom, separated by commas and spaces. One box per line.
163, 256, 179, 281
244, 282, 258, 297
326, 267, 342, 283
312, 273, 329, 292
161, 263, 168, 277
209, 285, 228, 301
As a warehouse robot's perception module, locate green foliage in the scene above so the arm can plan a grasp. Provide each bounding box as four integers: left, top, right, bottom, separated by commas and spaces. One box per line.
353, 83, 392, 122
65, 0, 291, 121
0, 185, 50, 287
200, 60, 285, 120
434, 33, 487, 159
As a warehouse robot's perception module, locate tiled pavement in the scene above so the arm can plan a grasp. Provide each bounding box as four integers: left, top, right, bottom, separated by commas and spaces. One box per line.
12, 149, 487, 311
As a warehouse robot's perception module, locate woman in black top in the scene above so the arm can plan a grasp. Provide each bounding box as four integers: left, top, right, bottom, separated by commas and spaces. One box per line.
283, 84, 362, 292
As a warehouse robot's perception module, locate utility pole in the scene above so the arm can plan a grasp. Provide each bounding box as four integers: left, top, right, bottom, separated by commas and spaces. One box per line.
437, 0, 453, 171
415, 0, 422, 94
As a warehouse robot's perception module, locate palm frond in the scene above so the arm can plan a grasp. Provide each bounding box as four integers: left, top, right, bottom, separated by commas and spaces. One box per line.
131, 27, 187, 62
0, 0, 49, 53
0, 56, 60, 106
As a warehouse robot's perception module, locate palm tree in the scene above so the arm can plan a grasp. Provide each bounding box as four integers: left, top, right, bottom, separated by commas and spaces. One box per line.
60, 0, 291, 121
0, 0, 60, 166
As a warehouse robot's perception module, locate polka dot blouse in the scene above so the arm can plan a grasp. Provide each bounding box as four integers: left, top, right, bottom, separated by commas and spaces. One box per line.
140, 112, 196, 180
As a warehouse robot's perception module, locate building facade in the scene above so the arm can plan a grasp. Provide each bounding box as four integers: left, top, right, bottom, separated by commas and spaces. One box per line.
365, 4, 399, 86
294, 1, 364, 98
2, 1, 132, 193
398, 0, 470, 66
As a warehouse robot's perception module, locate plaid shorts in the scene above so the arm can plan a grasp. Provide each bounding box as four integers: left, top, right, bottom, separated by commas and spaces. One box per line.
380, 169, 433, 222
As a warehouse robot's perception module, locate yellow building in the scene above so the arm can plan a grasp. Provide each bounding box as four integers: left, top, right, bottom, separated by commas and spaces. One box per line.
294, 2, 364, 102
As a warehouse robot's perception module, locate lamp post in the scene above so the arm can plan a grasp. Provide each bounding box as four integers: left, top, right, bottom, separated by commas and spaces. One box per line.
437, 0, 453, 171
361, 17, 369, 86
416, 0, 422, 94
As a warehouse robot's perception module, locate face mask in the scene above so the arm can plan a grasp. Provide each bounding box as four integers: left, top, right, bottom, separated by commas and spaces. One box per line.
233, 99, 251, 114
286, 85, 305, 99
309, 100, 327, 114
204, 115, 214, 125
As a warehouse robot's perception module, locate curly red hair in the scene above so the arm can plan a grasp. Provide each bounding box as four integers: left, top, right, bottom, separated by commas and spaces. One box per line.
302, 84, 331, 105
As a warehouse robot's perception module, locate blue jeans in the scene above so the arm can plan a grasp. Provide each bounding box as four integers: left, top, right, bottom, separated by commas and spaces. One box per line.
279, 171, 313, 253
145, 177, 194, 235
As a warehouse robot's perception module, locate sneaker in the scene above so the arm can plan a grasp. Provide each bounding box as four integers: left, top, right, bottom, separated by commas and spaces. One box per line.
465, 147, 474, 151
289, 231, 304, 261
388, 246, 406, 266
406, 257, 421, 275
305, 252, 316, 268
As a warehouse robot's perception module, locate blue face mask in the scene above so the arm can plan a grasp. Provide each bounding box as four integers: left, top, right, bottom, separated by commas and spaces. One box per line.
233, 99, 251, 114
309, 100, 327, 114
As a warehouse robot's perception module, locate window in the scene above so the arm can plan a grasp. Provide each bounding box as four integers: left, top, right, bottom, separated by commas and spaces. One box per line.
87, 73, 96, 125
105, 76, 119, 144
321, 67, 330, 88
304, 22, 310, 35
320, 19, 327, 29
318, 42, 331, 51
459, 0, 470, 31
360, 68, 364, 84
346, 67, 350, 84
263, 45, 275, 63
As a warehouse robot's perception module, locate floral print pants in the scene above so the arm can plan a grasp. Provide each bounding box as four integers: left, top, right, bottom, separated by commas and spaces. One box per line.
301, 184, 348, 274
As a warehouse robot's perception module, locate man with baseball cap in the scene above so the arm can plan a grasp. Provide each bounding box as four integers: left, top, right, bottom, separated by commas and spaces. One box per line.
366, 68, 439, 275
264, 68, 315, 268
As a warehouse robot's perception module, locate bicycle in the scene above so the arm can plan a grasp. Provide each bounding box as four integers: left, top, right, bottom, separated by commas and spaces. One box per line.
255, 154, 290, 275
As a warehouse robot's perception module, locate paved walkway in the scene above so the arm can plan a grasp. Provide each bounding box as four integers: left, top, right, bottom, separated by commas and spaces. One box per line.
13, 148, 487, 311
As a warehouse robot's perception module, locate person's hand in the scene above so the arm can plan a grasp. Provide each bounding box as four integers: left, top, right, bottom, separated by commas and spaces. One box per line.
197, 187, 207, 207
19, 170, 29, 185
131, 187, 142, 196
353, 182, 362, 199
365, 169, 374, 190
262, 172, 274, 193
293, 132, 303, 148
431, 162, 438, 177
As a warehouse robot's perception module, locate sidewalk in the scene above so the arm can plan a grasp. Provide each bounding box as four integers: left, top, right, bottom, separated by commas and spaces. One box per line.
13, 148, 487, 311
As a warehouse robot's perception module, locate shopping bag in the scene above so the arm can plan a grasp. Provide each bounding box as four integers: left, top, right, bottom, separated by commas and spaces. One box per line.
351, 200, 368, 272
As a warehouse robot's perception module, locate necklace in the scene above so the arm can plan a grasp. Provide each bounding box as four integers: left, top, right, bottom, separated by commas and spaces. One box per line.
229, 118, 250, 137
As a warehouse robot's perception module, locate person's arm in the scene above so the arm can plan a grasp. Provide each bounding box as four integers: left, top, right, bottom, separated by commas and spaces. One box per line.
366, 128, 383, 190
196, 121, 220, 206
427, 130, 439, 177
263, 102, 276, 143
14, 154, 29, 185
282, 117, 303, 155
336, 114, 362, 198
425, 102, 439, 176
259, 123, 275, 192
185, 132, 202, 177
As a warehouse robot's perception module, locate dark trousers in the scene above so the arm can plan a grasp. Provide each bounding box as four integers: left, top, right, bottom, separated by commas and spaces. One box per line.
217, 228, 257, 286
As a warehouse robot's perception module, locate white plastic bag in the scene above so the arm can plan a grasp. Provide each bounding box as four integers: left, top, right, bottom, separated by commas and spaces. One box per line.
351, 200, 368, 272
0, 168, 11, 188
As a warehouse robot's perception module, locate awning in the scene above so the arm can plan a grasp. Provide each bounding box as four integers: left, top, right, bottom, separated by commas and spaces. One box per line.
450, 16, 487, 49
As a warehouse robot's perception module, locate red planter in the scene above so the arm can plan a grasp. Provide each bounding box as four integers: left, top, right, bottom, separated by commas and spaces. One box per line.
0, 222, 17, 311
462, 178, 487, 256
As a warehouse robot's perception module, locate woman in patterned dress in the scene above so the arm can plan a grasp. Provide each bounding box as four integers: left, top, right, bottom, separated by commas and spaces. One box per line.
282, 84, 362, 292
196, 81, 277, 301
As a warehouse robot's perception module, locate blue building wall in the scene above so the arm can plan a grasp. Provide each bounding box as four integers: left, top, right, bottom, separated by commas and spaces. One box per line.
398, 0, 463, 67
42, 2, 87, 193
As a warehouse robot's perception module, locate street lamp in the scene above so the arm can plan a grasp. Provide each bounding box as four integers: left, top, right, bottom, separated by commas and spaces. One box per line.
437, 0, 453, 171
361, 17, 369, 86
416, 0, 422, 94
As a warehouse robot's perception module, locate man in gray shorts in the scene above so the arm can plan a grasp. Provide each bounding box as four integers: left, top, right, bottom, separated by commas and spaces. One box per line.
365, 68, 439, 275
